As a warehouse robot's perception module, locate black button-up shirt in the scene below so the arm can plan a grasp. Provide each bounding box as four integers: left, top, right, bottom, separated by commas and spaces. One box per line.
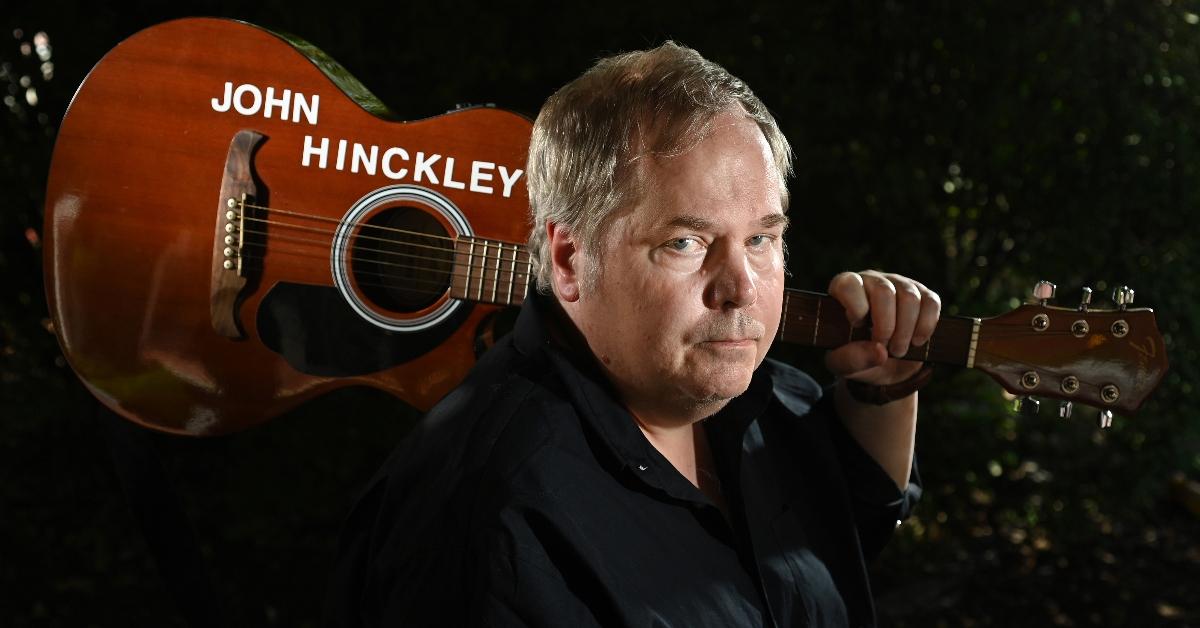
324, 292, 921, 627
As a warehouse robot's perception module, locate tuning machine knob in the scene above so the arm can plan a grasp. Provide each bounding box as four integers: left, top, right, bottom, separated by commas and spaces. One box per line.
1113, 286, 1135, 311
1097, 409, 1114, 429
1014, 396, 1041, 416
1058, 401, 1073, 419
1078, 287, 1092, 312
1032, 280, 1056, 305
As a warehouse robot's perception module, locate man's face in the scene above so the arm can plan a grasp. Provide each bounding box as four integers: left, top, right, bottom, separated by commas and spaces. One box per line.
564, 109, 787, 424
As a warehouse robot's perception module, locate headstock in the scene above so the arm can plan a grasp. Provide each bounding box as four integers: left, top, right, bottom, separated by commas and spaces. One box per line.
973, 281, 1168, 426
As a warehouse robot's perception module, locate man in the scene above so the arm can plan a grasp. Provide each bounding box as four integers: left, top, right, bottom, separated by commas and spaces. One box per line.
325, 42, 939, 627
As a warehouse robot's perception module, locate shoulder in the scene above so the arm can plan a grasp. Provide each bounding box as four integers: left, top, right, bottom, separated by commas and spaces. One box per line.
389, 335, 571, 480
759, 357, 824, 417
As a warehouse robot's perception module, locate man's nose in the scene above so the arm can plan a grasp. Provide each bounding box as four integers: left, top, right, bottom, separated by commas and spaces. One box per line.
705, 244, 758, 310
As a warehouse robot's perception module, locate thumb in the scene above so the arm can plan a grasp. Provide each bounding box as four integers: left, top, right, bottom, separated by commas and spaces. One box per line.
825, 341, 889, 379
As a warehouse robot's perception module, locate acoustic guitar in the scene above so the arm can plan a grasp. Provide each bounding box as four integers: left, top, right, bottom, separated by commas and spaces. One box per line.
44, 18, 1168, 436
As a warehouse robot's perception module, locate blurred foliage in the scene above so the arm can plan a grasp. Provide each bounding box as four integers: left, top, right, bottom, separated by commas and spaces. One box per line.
2, 0, 1198, 626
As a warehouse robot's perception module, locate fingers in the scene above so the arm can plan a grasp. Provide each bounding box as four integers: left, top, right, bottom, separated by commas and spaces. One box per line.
829, 270, 896, 351
828, 271, 942, 358
828, 271, 870, 324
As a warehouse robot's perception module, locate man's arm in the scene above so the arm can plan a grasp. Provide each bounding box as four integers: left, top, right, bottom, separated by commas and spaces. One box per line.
833, 381, 918, 490
824, 270, 941, 490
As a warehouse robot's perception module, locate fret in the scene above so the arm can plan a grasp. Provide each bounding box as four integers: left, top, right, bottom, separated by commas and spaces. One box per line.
779, 291, 788, 339
506, 243, 518, 305
814, 296, 822, 346
476, 240, 488, 302
464, 238, 476, 298
525, 257, 533, 298
491, 241, 502, 303
965, 317, 981, 369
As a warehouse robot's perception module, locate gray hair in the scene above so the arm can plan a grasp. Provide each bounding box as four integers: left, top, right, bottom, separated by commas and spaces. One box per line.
526, 41, 793, 293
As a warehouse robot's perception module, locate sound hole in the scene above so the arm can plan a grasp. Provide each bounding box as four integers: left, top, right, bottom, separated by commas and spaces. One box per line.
351, 206, 453, 312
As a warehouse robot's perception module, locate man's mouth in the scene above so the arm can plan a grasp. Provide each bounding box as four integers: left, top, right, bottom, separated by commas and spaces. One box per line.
701, 338, 757, 347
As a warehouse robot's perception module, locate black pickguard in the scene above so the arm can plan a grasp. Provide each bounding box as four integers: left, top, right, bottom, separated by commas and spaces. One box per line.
256, 282, 472, 376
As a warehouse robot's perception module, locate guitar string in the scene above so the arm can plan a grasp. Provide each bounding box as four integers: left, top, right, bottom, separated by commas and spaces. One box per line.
232, 243, 532, 295
238, 214, 475, 258
235, 216, 535, 272
781, 312, 1091, 340
779, 302, 1118, 325
243, 202, 462, 245
237, 245, 528, 298
234, 254, 530, 301
235, 227, 531, 279
789, 326, 1081, 339
241, 201, 514, 248
230, 212, 535, 278
235, 237, 532, 289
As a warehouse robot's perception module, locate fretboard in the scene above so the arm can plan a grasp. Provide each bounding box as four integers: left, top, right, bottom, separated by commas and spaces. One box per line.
449, 235, 532, 306
779, 289, 979, 367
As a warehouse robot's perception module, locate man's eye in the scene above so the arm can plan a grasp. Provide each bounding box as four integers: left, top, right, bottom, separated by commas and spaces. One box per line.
748, 234, 773, 247
667, 237, 697, 251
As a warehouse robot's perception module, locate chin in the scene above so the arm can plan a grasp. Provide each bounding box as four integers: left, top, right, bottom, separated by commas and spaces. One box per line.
683, 366, 755, 404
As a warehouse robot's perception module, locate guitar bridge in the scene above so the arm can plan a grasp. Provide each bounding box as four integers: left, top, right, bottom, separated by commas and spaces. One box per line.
211, 129, 266, 339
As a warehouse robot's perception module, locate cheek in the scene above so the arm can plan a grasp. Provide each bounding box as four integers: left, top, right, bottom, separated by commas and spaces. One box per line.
755, 269, 786, 335
749, 245, 786, 275
618, 279, 696, 353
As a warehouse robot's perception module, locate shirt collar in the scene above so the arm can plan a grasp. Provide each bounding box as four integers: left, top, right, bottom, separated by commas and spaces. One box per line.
512, 289, 776, 503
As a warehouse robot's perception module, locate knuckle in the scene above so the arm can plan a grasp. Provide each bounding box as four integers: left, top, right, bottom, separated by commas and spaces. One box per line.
897, 284, 921, 303
869, 277, 896, 296
830, 271, 861, 291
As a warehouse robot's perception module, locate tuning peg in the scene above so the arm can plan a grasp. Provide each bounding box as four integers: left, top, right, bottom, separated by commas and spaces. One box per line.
1014, 396, 1041, 416
1113, 286, 1134, 311
1097, 409, 1113, 429
1058, 401, 1073, 419
1078, 287, 1092, 312
1033, 280, 1056, 305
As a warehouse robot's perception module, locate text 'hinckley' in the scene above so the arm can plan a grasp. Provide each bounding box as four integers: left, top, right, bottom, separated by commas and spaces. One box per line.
300, 135, 524, 198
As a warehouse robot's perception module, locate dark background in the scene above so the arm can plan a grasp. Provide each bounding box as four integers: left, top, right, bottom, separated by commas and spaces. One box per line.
3, 1, 1198, 626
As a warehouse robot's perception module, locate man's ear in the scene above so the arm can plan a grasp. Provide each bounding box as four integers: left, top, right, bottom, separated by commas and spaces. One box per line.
546, 222, 582, 302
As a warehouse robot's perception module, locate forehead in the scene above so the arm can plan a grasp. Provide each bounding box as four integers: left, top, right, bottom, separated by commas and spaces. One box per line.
629, 111, 783, 225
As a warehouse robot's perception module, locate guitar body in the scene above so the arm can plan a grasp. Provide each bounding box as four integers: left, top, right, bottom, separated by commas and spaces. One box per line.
44, 18, 533, 435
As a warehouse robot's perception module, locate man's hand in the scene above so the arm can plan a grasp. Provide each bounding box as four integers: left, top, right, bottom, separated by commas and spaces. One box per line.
823, 271, 940, 489
824, 270, 941, 386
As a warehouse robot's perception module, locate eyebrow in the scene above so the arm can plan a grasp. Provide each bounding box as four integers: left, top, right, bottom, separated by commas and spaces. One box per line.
663, 213, 790, 231
665, 215, 715, 230
760, 213, 790, 230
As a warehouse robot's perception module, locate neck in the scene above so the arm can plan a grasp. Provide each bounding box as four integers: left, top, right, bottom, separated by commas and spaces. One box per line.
632, 413, 702, 482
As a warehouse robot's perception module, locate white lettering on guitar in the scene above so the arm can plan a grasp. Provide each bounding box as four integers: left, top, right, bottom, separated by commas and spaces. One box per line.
211, 82, 319, 125
301, 135, 524, 198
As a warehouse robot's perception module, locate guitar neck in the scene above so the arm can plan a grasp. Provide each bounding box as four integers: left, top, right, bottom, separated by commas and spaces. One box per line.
780, 289, 980, 368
